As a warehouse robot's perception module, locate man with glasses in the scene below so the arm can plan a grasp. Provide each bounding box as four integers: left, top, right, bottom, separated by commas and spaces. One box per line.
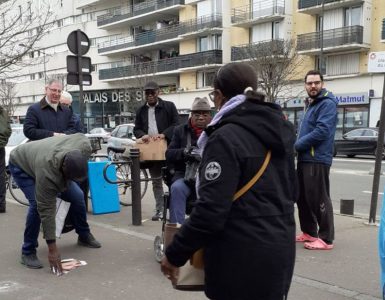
134, 81, 179, 221
295, 70, 338, 250
166, 97, 212, 224
24, 79, 77, 140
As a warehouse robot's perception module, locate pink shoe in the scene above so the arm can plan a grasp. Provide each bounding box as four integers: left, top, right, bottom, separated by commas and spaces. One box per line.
296, 233, 317, 243
304, 238, 333, 250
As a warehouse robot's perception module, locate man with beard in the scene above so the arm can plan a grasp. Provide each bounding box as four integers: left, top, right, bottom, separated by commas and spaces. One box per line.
295, 70, 338, 250
134, 81, 179, 221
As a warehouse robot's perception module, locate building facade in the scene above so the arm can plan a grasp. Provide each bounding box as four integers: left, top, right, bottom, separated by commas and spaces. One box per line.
1, 0, 384, 133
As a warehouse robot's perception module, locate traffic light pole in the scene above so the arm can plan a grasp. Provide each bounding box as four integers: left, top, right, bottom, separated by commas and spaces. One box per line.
76, 30, 84, 126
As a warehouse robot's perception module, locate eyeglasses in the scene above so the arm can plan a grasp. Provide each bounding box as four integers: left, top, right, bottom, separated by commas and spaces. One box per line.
305, 81, 322, 86
48, 87, 62, 94
208, 91, 215, 102
145, 90, 157, 96
192, 112, 210, 118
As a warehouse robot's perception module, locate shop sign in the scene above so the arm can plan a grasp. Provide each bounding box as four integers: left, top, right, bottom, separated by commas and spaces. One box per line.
368, 52, 385, 73
82, 89, 144, 104
335, 93, 368, 105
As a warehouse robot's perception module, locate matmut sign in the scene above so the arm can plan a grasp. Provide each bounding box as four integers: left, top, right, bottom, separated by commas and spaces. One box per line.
368, 52, 385, 73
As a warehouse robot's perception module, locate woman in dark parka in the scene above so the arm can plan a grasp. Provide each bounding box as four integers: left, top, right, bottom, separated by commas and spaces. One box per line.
161, 62, 297, 300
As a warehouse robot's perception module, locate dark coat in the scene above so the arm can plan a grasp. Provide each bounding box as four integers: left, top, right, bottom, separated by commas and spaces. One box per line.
165, 120, 199, 182
23, 97, 77, 140
133, 98, 179, 143
165, 99, 297, 300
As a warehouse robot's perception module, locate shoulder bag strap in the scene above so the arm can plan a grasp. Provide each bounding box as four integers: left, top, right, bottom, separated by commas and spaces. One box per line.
232, 150, 272, 201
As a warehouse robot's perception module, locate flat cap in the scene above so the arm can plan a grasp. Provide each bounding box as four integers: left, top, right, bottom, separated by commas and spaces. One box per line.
144, 81, 159, 90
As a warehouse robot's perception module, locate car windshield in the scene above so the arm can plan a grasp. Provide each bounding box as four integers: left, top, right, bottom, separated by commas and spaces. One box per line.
7, 128, 26, 146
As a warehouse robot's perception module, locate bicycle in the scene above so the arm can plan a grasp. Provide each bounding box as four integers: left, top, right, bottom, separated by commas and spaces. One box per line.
89, 149, 149, 206
6, 171, 29, 206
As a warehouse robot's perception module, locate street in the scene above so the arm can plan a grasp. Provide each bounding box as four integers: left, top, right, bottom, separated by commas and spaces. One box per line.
331, 156, 385, 218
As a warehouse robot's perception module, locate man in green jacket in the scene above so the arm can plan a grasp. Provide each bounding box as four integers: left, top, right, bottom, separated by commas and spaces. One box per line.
0, 106, 11, 213
9, 133, 101, 274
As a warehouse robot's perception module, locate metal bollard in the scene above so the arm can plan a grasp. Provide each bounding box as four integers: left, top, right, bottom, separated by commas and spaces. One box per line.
340, 199, 354, 216
130, 148, 142, 225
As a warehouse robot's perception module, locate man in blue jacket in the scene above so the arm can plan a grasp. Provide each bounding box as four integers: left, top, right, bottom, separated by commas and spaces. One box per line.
295, 70, 338, 250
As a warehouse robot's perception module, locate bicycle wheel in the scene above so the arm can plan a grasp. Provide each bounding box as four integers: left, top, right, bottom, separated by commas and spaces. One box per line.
116, 165, 148, 206
8, 174, 29, 206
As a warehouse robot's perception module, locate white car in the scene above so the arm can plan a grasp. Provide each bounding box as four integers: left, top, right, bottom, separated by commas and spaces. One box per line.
106, 123, 136, 157
5, 126, 29, 166
85, 127, 112, 143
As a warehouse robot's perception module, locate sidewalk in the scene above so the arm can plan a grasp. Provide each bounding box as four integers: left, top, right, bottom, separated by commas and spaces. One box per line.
0, 194, 382, 300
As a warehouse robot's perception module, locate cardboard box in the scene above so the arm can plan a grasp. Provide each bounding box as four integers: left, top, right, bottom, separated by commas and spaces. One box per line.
134, 139, 167, 161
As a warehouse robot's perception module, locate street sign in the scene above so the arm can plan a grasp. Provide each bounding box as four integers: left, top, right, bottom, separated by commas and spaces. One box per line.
368, 52, 385, 73
66, 55, 91, 73
67, 73, 92, 86
67, 30, 90, 55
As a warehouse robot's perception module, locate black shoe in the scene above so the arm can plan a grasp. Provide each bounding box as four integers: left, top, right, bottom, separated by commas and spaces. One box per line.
151, 211, 163, 221
78, 233, 101, 248
20, 253, 43, 269
0, 203, 5, 213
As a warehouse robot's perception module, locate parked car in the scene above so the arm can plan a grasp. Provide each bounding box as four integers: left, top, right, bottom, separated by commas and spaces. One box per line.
334, 128, 384, 159
85, 127, 112, 143
5, 126, 29, 166
106, 123, 136, 157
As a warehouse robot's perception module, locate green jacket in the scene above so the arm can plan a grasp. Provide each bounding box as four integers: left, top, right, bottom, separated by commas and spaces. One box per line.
9, 133, 92, 240
0, 107, 11, 147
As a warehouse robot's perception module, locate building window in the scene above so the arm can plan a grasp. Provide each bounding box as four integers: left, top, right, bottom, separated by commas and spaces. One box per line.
198, 36, 208, 51
344, 6, 361, 26
30, 74, 36, 80
197, 70, 216, 88
91, 64, 97, 72
272, 21, 280, 40
38, 72, 44, 79
325, 53, 359, 76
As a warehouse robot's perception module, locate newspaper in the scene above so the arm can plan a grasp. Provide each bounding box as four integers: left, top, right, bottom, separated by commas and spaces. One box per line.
55, 198, 71, 238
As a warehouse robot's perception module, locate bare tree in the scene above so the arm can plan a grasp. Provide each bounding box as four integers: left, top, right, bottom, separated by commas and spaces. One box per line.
232, 39, 305, 102
0, 81, 17, 116
0, 0, 55, 77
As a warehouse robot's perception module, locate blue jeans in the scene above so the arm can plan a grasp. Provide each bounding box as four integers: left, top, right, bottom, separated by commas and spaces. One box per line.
169, 178, 191, 224
9, 163, 90, 255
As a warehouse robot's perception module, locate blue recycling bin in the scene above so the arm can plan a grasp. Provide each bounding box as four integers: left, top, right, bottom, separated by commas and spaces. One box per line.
88, 161, 120, 215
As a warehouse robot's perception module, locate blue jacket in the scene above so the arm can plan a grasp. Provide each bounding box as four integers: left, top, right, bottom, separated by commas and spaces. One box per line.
24, 97, 77, 140
295, 89, 338, 166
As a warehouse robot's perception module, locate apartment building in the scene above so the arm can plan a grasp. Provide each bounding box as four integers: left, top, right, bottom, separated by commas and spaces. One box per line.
2, 0, 385, 133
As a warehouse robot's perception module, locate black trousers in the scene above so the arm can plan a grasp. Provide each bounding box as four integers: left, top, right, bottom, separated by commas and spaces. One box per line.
297, 162, 334, 243
0, 147, 6, 208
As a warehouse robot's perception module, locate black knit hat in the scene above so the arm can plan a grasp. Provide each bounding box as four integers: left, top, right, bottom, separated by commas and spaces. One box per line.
62, 150, 88, 182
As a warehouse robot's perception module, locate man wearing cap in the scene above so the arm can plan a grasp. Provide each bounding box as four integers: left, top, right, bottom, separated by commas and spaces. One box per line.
9, 133, 101, 273
166, 97, 212, 224
134, 81, 179, 221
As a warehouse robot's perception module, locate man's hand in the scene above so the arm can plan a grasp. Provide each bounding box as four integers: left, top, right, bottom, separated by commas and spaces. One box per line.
160, 256, 179, 285
152, 134, 165, 141
48, 243, 63, 276
141, 135, 151, 143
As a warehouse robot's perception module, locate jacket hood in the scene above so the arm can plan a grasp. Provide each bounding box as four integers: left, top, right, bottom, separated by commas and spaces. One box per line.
312, 89, 338, 106
213, 99, 295, 156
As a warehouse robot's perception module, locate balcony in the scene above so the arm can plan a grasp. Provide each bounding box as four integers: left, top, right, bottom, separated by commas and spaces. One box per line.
232, 2, 285, 27
178, 14, 222, 39
298, 0, 364, 15
297, 25, 369, 54
98, 26, 181, 55
97, 0, 184, 29
99, 50, 222, 81
231, 40, 285, 61
382, 19, 385, 41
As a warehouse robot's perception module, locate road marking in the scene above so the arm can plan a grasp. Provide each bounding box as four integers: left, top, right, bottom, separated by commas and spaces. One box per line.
293, 275, 381, 300
363, 191, 384, 195
331, 169, 375, 176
